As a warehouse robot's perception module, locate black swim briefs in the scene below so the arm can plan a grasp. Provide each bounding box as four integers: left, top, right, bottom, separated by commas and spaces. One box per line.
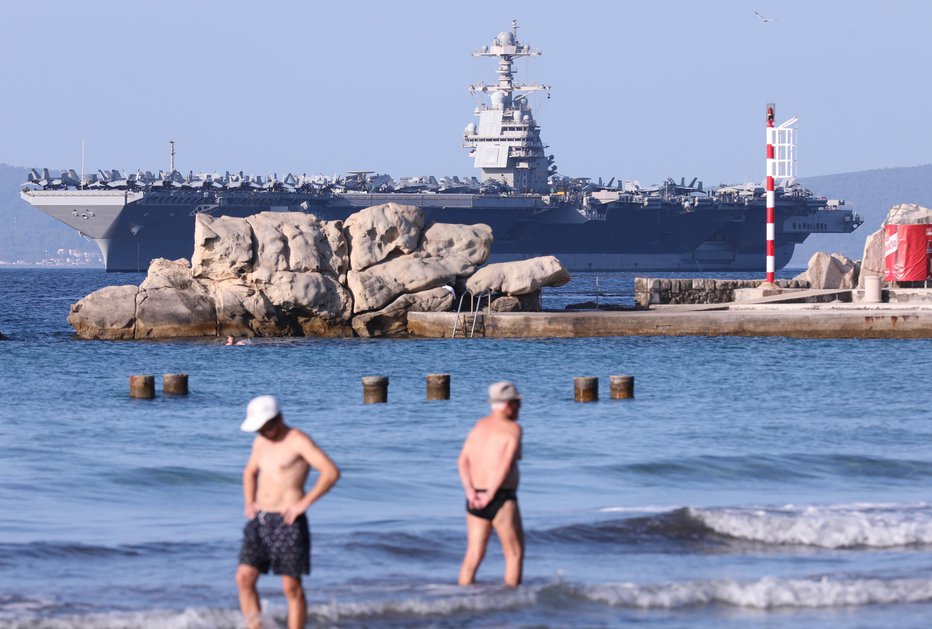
466, 488, 518, 521
239, 512, 310, 577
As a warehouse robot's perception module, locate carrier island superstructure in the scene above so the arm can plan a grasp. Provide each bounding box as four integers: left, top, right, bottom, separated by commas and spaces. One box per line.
21, 22, 861, 272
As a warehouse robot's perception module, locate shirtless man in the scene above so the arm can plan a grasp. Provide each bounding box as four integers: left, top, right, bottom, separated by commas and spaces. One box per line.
235, 395, 340, 629
457, 381, 524, 587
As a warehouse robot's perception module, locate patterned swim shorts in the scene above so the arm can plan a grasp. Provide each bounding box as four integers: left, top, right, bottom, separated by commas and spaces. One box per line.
239, 512, 310, 577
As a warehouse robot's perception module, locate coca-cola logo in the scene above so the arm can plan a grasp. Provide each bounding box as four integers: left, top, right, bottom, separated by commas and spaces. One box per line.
884, 233, 898, 256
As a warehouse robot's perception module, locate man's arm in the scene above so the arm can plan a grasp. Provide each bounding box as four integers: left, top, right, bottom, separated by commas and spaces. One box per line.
242, 442, 260, 519
283, 432, 341, 525
473, 427, 521, 509
458, 435, 480, 508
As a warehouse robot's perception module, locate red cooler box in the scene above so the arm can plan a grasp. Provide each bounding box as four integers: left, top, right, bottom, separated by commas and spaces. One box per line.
884, 224, 930, 281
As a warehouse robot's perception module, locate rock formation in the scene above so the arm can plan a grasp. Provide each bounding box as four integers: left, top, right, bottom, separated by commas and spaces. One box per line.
794, 252, 859, 289
68, 205, 570, 339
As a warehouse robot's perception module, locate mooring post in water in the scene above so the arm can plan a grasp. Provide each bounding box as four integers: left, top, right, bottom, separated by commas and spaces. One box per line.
426, 373, 451, 400
574, 376, 598, 402
362, 376, 389, 404
764, 103, 776, 285
129, 375, 155, 399
610, 375, 635, 399
163, 373, 189, 396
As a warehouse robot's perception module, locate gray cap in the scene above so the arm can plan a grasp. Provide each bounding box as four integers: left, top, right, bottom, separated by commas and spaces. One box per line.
488, 381, 522, 404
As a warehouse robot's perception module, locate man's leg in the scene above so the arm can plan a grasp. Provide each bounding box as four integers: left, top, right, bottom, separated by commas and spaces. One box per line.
458, 513, 493, 585
235, 564, 263, 629
281, 575, 306, 629
492, 500, 524, 587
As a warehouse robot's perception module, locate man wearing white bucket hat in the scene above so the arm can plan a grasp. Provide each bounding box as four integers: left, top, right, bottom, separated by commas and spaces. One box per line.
235, 395, 340, 629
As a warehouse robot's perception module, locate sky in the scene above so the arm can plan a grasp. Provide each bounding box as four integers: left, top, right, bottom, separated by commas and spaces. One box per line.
1, 0, 929, 185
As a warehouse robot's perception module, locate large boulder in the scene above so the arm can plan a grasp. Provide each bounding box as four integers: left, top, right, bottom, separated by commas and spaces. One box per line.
885, 203, 932, 225
491, 291, 542, 312
135, 259, 217, 338
247, 213, 348, 282
797, 251, 858, 289
211, 280, 291, 337
68, 285, 139, 339
858, 228, 885, 288
419, 222, 492, 266
343, 203, 424, 271
191, 215, 254, 281
247, 269, 353, 324
466, 256, 571, 295
346, 254, 474, 313
352, 286, 454, 338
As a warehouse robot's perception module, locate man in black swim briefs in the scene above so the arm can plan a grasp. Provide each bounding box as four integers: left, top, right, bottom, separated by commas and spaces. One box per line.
235, 396, 340, 629
457, 381, 525, 587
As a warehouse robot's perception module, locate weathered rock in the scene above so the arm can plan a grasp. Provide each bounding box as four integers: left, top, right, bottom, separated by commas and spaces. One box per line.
347, 254, 473, 313
858, 228, 885, 288
885, 203, 932, 225
247, 213, 348, 281
491, 291, 541, 312
211, 280, 291, 337
343, 203, 424, 271
135, 289, 216, 339
68, 285, 139, 339
352, 286, 454, 338
140, 258, 201, 291
802, 251, 858, 289
466, 256, 570, 296
247, 269, 353, 324
191, 215, 254, 281
419, 222, 492, 266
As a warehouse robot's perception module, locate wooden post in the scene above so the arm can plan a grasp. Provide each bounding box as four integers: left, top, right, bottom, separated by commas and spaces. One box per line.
129, 375, 155, 399
574, 376, 598, 402
163, 373, 189, 396
610, 375, 635, 399
426, 373, 451, 400
362, 376, 389, 404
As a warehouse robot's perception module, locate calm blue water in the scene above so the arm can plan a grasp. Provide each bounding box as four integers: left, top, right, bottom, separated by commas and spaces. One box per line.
2, 269, 932, 628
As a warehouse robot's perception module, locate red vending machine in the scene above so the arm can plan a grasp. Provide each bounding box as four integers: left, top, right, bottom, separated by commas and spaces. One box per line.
884, 224, 931, 282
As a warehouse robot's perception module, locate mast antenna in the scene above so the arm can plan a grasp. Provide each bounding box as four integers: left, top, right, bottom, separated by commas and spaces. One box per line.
169, 140, 175, 173
80, 140, 85, 189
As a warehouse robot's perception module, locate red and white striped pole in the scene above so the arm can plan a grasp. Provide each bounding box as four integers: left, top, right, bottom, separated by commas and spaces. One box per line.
764, 103, 776, 285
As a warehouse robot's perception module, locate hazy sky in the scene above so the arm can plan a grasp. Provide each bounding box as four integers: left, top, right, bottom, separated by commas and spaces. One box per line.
2, 0, 929, 185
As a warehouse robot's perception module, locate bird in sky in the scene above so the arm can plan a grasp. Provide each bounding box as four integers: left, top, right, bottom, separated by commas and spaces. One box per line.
754, 11, 777, 22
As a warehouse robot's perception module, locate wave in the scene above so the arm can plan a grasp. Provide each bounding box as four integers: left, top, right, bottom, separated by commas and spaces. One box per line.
575, 575, 932, 610
0, 540, 227, 562
108, 466, 239, 488
611, 453, 932, 484
5, 575, 932, 627
688, 503, 932, 548
540, 502, 932, 549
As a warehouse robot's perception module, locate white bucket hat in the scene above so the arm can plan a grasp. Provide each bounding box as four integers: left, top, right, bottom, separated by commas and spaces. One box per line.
241, 395, 282, 432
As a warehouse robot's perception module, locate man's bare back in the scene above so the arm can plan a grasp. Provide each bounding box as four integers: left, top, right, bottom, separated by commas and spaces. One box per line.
457, 381, 525, 587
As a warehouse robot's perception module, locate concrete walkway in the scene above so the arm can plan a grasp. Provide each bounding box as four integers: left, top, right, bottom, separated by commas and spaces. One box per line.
407, 303, 932, 339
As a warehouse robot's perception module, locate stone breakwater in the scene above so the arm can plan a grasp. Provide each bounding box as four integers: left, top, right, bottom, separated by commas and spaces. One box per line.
67, 203, 570, 339
635, 278, 810, 307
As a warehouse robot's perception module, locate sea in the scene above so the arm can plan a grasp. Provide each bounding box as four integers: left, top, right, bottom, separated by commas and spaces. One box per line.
1, 268, 932, 628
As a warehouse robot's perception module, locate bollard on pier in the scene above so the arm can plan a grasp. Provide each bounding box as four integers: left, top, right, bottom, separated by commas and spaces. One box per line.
610, 375, 635, 399
129, 375, 155, 399
362, 376, 389, 404
426, 373, 451, 400
163, 373, 189, 396
574, 376, 598, 402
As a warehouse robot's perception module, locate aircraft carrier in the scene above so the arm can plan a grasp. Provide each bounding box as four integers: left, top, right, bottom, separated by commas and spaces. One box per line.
21, 22, 862, 273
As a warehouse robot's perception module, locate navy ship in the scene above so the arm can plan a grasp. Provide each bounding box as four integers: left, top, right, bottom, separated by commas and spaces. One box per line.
21, 22, 861, 272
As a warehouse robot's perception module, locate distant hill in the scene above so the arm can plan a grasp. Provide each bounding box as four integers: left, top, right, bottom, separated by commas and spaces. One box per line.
796, 164, 932, 265
1, 163, 929, 267
0, 164, 100, 265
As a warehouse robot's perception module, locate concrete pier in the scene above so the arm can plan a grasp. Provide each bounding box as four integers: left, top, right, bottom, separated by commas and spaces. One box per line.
426, 373, 451, 400
408, 302, 932, 339
129, 375, 155, 399
610, 375, 634, 399
574, 377, 598, 402
362, 376, 389, 404
163, 373, 189, 396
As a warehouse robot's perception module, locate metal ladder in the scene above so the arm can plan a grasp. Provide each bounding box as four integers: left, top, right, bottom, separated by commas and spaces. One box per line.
451, 290, 493, 338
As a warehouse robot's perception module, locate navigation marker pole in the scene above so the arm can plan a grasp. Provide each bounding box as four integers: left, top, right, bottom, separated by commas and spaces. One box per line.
764, 103, 776, 286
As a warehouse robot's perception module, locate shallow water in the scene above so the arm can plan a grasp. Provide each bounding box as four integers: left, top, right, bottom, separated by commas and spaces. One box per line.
1, 269, 931, 628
